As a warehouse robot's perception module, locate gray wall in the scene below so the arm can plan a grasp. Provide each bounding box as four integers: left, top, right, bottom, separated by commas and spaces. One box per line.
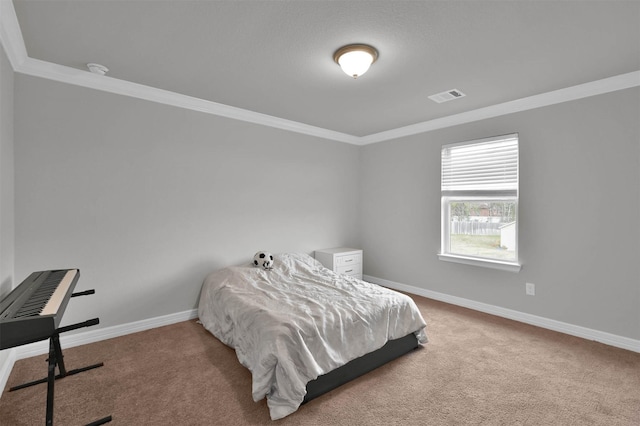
360, 88, 640, 340
3, 62, 639, 344
14, 75, 360, 328
0, 43, 15, 379
0, 44, 14, 302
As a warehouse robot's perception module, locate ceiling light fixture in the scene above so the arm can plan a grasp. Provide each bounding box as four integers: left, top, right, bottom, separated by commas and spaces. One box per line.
333, 44, 378, 79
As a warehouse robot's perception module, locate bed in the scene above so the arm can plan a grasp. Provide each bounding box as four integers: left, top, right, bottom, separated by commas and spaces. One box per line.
197, 252, 427, 420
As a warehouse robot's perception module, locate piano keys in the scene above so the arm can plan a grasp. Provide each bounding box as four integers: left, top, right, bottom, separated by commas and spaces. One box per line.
0, 269, 80, 350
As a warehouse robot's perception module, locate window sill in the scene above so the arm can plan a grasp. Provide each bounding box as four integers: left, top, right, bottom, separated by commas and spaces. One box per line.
438, 253, 522, 273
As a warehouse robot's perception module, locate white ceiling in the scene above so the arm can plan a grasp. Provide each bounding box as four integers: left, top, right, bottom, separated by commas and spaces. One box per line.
7, 0, 640, 140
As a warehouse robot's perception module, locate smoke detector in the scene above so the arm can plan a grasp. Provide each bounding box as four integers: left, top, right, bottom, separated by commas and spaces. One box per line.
87, 63, 109, 75
429, 89, 466, 103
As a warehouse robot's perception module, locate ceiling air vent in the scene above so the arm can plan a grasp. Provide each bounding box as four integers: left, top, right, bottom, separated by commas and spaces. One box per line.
428, 89, 466, 104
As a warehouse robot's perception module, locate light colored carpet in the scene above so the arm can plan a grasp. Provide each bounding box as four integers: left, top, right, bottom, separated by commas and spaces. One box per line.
1, 295, 638, 425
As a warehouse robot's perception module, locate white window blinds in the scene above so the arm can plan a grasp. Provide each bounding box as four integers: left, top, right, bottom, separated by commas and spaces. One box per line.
441, 134, 518, 196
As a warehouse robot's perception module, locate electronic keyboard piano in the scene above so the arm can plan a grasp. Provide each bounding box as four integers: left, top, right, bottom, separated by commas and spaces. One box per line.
0, 269, 111, 425
0, 269, 80, 350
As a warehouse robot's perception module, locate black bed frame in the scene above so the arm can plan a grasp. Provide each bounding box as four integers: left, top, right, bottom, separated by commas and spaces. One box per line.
302, 333, 420, 403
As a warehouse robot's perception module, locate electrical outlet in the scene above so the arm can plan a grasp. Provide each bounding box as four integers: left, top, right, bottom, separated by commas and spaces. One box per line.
526, 282, 535, 296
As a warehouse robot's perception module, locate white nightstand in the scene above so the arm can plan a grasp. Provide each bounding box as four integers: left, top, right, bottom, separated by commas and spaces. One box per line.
314, 248, 363, 280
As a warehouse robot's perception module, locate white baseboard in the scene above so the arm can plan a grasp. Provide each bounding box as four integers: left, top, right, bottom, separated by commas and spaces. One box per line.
0, 349, 16, 396
3, 281, 638, 396
364, 275, 640, 353
0, 308, 198, 395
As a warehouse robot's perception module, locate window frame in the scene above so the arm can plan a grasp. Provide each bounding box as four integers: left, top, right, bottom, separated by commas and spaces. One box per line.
438, 134, 521, 273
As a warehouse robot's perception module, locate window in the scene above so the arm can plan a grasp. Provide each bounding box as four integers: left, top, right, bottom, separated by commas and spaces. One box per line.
439, 134, 521, 272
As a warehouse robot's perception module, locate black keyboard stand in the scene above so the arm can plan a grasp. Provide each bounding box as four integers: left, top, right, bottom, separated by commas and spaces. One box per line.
9, 290, 112, 426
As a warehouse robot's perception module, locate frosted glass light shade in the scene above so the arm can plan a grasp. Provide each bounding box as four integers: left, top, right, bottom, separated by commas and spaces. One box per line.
333, 44, 378, 79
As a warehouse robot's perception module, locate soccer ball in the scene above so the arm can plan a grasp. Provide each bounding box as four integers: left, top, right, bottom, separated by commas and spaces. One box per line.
253, 251, 274, 270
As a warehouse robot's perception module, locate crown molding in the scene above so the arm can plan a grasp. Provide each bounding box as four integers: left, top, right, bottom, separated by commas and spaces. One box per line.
1, 2, 639, 146
357, 71, 640, 145
16, 57, 361, 144
0, 0, 27, 69
0, 1, 359, 144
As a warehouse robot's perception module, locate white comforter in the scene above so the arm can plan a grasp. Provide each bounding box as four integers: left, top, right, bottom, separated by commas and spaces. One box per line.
197, 253, 427, 420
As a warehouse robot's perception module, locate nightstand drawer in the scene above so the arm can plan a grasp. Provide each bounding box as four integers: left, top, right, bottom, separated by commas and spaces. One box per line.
336, 263, 362, 277
315, 248, 363, 280
335, 253, 362, 267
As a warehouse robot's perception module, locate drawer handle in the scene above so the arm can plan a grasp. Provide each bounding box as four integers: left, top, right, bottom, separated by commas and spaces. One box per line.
345, 269, 353, 273
344, 259, 353, 263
